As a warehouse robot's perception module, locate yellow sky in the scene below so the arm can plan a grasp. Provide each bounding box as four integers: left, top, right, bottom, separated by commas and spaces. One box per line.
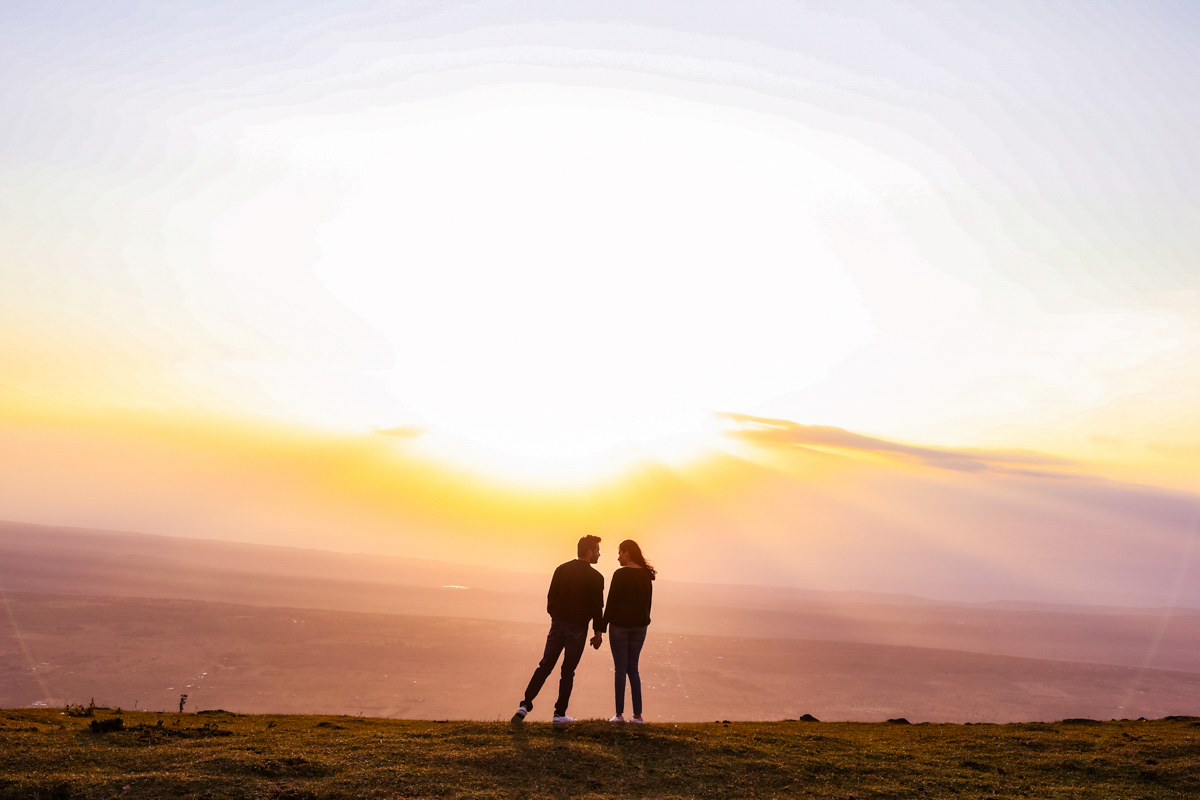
2, 2, 1198, 603
4, 83, 1196, 484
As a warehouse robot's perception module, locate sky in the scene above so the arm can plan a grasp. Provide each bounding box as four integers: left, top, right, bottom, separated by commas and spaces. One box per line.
1, 1, 1198, 602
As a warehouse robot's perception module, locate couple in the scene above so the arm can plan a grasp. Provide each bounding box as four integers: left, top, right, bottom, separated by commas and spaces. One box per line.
511, 535, 656, 726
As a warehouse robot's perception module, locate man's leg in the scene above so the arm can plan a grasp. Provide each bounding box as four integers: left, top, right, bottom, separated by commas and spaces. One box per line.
520, 622, 567, 713
552, 622, 588, 717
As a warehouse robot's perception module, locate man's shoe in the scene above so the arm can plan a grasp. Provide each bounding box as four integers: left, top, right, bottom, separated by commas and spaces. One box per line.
551, 715, 576, 727
511, 707, 528, 723
609, 715, 625, 723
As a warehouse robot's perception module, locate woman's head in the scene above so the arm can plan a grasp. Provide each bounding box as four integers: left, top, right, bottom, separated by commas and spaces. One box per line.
618, 539, 656, 580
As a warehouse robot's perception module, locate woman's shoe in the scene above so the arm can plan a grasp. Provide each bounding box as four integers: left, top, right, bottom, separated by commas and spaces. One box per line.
609, 715, 625, 723
630, 716, 645, 724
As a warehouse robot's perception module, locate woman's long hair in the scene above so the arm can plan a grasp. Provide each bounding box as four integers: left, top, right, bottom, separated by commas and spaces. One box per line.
619, 539, 657, 580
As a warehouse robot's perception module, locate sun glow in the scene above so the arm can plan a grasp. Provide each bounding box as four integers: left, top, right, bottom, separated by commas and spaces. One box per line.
216, 85, 888, 474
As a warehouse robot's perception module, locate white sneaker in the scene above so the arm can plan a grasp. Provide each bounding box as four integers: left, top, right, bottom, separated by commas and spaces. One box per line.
511, 707, 528, 723
551, 715, 576, 726
609, 715, 625, 723
630, 716, 645, 724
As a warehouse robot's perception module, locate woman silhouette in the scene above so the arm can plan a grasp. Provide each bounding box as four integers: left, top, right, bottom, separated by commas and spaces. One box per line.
602, 539, 656, 723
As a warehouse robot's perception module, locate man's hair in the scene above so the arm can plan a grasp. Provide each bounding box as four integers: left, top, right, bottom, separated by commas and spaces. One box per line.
577, 535, 601, 559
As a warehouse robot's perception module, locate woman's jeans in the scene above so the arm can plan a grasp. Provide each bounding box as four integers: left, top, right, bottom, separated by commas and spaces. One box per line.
609, 625, 648, 715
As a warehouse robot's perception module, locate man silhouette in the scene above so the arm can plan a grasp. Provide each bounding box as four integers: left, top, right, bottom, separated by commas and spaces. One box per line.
512, 535, 604, 726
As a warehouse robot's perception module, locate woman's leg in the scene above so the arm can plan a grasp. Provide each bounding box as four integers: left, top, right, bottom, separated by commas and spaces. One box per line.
627, 626, 648, 717
610, 626, 630, 716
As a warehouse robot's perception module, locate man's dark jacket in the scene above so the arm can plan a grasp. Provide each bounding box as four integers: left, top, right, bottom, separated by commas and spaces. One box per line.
547, 559, 605, 632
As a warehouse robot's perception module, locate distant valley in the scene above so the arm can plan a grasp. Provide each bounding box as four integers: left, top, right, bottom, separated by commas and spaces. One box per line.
3, 520, 1200, 722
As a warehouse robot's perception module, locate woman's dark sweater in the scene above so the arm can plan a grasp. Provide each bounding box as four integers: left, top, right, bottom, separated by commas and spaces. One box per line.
602, 566, 653, 630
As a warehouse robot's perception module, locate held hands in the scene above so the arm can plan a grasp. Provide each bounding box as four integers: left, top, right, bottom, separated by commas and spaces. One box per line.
590, 633, 603, 650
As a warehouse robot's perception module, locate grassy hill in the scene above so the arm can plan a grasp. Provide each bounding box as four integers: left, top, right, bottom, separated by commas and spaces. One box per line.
2, 708, 1199, 799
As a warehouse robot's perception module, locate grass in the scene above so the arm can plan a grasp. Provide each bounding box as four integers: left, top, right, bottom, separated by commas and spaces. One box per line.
2, 709, 1199, 798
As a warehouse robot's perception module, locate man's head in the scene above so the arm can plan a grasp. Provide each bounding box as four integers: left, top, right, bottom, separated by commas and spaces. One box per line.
577, 535, 601, 564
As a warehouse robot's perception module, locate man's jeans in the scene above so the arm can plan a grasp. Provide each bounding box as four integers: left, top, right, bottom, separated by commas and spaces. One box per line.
610, 625, 648, 716
521, 619, 588, 717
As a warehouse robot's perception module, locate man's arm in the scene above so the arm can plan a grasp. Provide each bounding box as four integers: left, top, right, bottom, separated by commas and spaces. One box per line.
589, 571, 605, 648
546, 564, 565, 617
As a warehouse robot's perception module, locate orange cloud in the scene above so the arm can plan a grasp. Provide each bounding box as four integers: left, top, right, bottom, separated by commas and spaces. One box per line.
720, 413, 1079, 476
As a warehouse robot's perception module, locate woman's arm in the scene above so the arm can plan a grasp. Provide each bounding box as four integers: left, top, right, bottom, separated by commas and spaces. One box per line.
646, 574, 653, 620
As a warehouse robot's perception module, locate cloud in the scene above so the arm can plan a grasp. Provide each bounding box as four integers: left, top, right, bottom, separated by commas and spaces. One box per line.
719, 412, 1078, 474
372, 425, 426, 438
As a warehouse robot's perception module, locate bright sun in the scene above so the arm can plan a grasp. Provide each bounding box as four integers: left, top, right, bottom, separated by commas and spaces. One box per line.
235, 85, 880, 476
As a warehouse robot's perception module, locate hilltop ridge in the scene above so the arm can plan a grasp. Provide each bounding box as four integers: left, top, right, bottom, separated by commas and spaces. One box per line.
2, 708, 1198, 799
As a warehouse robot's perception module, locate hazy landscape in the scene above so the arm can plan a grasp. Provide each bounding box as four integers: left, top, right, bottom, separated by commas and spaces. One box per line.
5, 520, 1200, 723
